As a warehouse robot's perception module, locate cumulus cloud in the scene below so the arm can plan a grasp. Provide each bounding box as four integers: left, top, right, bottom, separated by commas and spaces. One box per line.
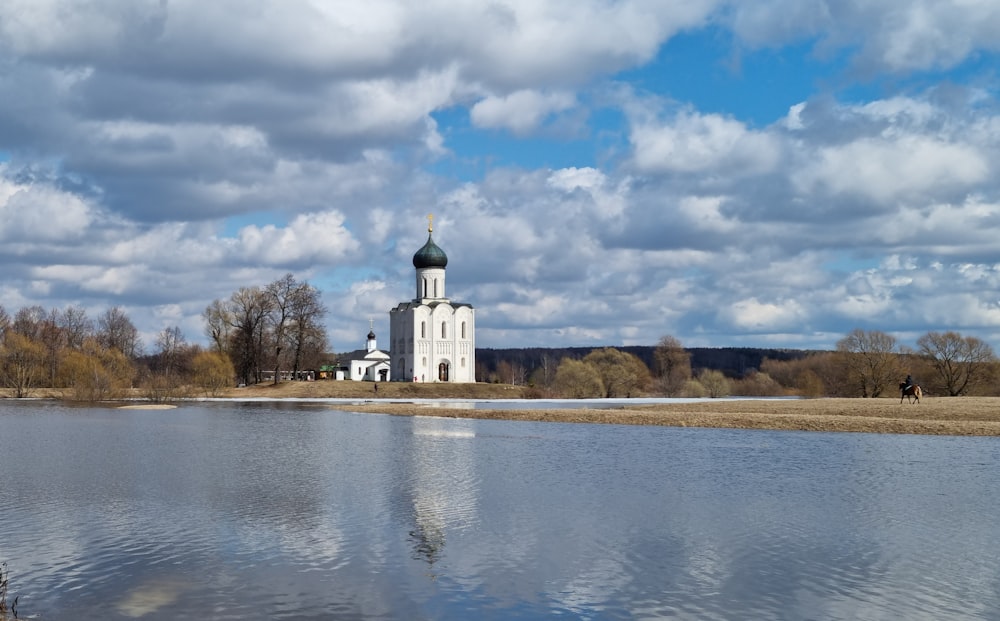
470, 90, 577, 134
719, 298, 808, 332
726, 0, 1000, 73
629, 109, 781, 175
0, 175, 95, 243
794, 135, 988, 204
236, 211, 361, 267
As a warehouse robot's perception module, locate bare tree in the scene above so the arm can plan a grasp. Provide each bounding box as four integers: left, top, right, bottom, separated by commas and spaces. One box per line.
228, 286, 274, 385
203, 299, 232, 354
533, 354, 558, 389
97, 306, 141, 359
266, 274, 310, 384
0, 332, 47, 397
267, 275, 294, 384
11, 306, 63, 385
0, 304, 10, 338
836, 329, 901, 398
155, 326, 187, 378
917, 331, 997, 396
287, 282, 327, 378
11, 306, 47, 340
59, 306, 94, 350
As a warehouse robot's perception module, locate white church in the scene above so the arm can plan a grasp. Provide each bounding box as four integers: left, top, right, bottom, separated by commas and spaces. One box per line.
345, 325, 391, 382
389, 216, 476, 382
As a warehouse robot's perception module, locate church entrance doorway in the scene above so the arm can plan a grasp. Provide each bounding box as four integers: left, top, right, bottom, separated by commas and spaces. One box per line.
438, 362, 449, 382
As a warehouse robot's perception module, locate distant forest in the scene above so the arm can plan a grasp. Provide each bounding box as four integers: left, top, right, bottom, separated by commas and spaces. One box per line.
475, 346, 816, 380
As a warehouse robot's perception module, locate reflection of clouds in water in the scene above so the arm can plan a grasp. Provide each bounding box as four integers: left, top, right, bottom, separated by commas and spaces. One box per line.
547, 554, 631, 616
115, 576, 190, 618
277, 520, 346, 570
223, 511, 347, 572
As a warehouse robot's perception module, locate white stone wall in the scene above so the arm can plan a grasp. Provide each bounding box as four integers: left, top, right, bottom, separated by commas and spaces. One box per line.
389, 302, 475, 382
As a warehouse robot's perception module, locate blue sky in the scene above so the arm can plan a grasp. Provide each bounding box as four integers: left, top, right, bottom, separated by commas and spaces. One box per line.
2, 1, 1000, 354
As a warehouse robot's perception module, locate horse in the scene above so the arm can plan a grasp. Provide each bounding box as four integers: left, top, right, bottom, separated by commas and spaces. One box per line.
899, 382, 922, 404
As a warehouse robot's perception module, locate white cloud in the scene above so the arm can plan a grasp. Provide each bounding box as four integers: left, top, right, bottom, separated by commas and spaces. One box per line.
470, 90, 576, 134
630, 110, 781, 175
795, 135, 988, 204
727, 0, 1000, 73
0, 174, 96, 243
237, 211, 361, 266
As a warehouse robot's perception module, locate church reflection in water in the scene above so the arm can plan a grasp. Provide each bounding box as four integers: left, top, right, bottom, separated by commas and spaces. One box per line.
397, 416, 480, 573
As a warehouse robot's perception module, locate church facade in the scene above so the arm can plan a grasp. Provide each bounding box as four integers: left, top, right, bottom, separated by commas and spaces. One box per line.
389, 218, 476, 382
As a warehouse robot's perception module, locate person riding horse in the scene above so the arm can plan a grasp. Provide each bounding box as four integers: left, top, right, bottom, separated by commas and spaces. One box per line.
900, 375, 922, 403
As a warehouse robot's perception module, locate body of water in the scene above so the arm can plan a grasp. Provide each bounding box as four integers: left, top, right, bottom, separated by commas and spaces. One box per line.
1, 400, 998, 620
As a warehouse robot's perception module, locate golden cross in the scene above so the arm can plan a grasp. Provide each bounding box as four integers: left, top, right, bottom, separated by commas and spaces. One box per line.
427, 213, 433, 232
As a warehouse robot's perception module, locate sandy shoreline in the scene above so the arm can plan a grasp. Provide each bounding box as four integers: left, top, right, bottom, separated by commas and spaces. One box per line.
328, 397, 1000, 436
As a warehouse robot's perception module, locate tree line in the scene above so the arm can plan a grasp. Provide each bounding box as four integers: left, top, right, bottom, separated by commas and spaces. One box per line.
0, 273, 328, 400
481, 330, 1000, 399
0, 303, 225, 400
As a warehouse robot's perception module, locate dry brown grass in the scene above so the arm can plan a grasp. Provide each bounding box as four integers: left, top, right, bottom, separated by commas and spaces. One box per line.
330, 395, 1000, 436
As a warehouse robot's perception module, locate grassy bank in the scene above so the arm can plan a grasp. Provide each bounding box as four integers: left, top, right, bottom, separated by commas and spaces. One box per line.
329, 395, 1000, 437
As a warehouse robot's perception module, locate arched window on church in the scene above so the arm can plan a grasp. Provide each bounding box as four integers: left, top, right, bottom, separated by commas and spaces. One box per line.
422, 277, 427, 298
434, 278, 438, 298
441, 321, 447, 338
461, 321, 466, 339
421, 321, 426, 339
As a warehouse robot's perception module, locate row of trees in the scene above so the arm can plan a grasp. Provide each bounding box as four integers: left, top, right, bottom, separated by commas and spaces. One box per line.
0, 273, 328, 400
515, 329, 999, 399
757, 329, 997, 398
833, 328, 997, 397
0, 303, 234, 399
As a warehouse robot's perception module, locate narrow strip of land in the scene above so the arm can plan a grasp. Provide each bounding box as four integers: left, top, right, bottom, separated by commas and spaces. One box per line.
8, 382, 1000, 436
330, 397, 1000, 436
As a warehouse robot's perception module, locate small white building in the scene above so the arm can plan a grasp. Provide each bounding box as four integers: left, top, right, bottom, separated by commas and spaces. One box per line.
389, 217, 476, 382
348, 329, 391, 382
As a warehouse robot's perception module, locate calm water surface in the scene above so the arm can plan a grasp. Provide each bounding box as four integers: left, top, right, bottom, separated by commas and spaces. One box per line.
1, 400, 998, 620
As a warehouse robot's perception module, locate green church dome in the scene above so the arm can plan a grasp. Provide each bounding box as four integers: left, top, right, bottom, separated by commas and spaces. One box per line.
412, 232, 448, 269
